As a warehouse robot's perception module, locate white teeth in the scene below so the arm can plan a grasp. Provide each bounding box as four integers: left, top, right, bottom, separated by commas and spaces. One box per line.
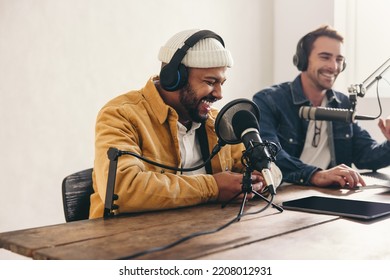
202, 100, 212, 106
321, 72, 334, 78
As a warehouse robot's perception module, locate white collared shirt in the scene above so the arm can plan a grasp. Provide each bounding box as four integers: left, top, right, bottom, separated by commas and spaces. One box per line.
177, 121, 206, 175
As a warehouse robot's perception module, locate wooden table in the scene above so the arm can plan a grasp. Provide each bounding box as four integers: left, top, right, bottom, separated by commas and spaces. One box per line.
1, 170, 390, 260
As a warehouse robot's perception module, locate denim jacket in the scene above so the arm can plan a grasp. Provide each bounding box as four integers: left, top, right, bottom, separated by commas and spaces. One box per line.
253, 75, 390, 185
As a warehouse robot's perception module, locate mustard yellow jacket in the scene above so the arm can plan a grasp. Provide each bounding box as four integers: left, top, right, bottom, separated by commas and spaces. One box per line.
90, 77, 246, 218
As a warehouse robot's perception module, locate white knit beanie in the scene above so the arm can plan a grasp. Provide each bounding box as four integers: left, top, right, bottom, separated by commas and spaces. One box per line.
158, 29, 234, 68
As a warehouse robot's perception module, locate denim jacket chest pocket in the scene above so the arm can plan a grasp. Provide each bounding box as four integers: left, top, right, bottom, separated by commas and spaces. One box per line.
332, 122, 354, 166
277, 124, 303, 157
333, 122, 353, 141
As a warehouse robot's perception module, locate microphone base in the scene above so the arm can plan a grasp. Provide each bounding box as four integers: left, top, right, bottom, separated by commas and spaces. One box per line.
221, 168, 283, 220
252, 190, 284, 212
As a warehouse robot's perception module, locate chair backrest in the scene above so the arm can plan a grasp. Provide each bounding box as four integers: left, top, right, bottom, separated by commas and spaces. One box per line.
62, 168, 94, 222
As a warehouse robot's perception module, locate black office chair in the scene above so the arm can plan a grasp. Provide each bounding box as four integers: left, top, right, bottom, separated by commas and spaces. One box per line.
62, 168, 94, 222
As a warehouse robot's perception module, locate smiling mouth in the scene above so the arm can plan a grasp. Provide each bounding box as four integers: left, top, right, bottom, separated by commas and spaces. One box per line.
201, 99, 213, 106
199, 99, 211, 111
320, 72, 336, 81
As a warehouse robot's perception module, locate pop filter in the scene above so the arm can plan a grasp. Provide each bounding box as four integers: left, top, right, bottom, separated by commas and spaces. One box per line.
215, 98, 260, 145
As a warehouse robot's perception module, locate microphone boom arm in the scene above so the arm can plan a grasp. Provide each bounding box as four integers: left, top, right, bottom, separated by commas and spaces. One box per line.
348, 57, 390, 97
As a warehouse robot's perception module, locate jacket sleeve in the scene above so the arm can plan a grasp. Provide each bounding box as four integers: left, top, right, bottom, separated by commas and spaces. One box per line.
350, 122, 390, 170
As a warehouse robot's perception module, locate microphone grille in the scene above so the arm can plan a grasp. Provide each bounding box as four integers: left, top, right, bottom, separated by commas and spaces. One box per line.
232, 110, 259, 138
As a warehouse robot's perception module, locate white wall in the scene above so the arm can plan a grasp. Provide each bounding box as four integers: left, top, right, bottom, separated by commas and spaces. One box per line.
343, 0, 390, 142
1, 0, 389, 253
273, 0, 335, 83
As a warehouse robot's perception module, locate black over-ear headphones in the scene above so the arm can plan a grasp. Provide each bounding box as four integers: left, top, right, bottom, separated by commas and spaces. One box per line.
159, 30, 225, 92
293, 33, 346, 72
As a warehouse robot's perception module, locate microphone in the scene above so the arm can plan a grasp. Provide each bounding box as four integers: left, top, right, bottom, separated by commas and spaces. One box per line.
299, 106, 376, 122
232, 110, 276, 195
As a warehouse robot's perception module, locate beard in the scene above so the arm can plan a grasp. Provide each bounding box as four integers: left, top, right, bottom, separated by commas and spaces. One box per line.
309, 68, 337, 91
179, 84, 209, 123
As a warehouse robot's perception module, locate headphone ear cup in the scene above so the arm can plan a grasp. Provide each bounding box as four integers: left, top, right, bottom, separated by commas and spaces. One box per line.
159, 63, 188, 92
293, 47, 307, 71
341, 60, 347, 72
293, 54, 300, 69
176, 63, 188, 90
293, 37, 308, 71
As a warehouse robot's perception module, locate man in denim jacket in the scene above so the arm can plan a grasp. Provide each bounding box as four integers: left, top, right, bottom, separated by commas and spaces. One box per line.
253, 25, 390, 188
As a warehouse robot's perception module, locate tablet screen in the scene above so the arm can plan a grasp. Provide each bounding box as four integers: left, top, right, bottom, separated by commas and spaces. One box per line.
282, 196, 390, 220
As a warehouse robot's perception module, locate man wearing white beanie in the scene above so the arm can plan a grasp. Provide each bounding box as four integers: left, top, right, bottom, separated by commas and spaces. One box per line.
90, 29, 281, 218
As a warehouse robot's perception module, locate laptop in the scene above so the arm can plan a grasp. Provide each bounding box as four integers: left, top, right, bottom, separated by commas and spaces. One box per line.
360, 171, 390, 189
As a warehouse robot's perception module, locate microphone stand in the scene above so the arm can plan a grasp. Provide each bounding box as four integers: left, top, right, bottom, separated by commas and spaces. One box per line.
348, 57, 390, 97
103, 147, 121, 218
349, 93, 357, 114
221, 163, 283, 221
346, 58, 390, 120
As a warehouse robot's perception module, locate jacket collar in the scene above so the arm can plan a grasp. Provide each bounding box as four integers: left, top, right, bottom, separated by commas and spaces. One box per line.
290, 74, 342, 106
143, 76, 176, 125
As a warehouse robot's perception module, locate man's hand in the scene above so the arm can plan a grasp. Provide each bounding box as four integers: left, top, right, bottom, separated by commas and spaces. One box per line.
310, 164, 366, 188
378, 116, 390, 141
213, 171, 263, 202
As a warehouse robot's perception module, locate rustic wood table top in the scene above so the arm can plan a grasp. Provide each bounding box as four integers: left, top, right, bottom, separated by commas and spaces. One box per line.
1, 168, 389, 260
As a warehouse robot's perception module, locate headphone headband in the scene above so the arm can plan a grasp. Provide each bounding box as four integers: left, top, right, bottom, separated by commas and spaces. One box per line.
160, 30, 225, 91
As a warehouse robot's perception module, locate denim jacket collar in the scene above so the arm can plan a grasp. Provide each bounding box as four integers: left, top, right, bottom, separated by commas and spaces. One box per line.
290, 74, 342, 106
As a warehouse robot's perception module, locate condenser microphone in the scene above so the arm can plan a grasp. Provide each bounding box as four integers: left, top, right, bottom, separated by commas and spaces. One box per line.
232, 110, 276, 195
299, 106, 376, 122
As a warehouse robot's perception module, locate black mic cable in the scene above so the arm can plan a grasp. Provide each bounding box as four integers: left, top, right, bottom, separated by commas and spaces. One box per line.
108, 142, 279, 259
118, 197, 275, 260
111, 140, 224, 173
